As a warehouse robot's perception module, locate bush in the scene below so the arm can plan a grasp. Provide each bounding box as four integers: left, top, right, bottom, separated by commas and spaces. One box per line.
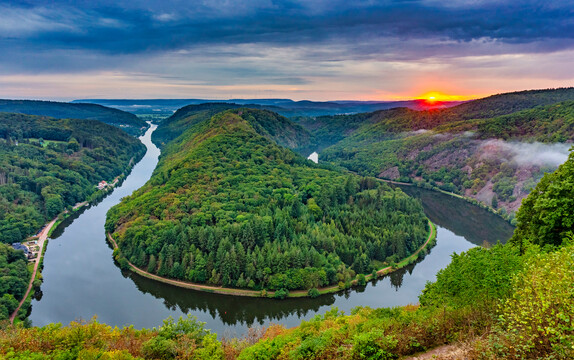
274, 288, 289, 299
352, 330, 398, 360
481, 243, 574, 359
307, 288, 320, 298
419, 243, 522, 311
141, 337, 176, 359
156, 315, 208, 342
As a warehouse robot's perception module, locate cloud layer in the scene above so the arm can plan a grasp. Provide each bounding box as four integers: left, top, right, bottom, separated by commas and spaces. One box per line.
2, 0, 574, 99
480, 139, 572, 167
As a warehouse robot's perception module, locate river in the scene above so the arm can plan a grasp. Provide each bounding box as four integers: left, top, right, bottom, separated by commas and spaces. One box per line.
29, 126, 514, 337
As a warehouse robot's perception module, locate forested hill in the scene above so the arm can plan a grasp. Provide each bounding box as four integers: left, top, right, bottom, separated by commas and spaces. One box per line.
153, 104, 315, 155
0, 99, 148, 136
106, 108, 428, 293
0, 113, 147, 244
151, 103, 243, 147
316, 89, 574, 215
304, 87, 574, 150
2, 120, 574, 360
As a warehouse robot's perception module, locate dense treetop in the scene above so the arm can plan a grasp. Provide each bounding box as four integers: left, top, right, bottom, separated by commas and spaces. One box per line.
0, 113, 146, 244
0, 243, 30, 322
510, 146, 574, 248
0, 99, 148, 136
106, 108, 429, 291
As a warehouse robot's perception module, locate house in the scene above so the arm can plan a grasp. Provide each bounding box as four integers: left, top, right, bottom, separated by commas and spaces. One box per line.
97, 181, 108, 190
11, 243, 29, 257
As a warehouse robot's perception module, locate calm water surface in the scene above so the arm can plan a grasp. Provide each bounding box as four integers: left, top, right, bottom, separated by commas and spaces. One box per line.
30, 127, 514, 337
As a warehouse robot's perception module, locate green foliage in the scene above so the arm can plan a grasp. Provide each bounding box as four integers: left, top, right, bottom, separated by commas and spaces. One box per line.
0, 99, 148, 136
511, 148, 574, 248
307, 288, 320, 298
155, 315, 209, 342
0, 316, 222, 360
352, 330, 398, 360
141, 337, 176, 360
475, 243, 574, 359
107, 109, 427, 291
419, 243, 523, 311
274, 288, 289, 299
238, 304, 485, 359
152, 103, 242, 147
0, 243, 31, 321
0, 113, 146, 244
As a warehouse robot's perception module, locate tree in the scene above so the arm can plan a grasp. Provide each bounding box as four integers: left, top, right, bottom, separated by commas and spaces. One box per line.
491, 195, 498, 209
511, 150, 574, 249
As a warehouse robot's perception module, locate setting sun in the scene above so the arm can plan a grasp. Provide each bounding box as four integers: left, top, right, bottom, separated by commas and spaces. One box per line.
418, 91, 471, 102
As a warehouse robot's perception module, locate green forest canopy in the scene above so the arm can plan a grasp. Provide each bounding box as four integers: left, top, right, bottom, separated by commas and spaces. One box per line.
0, 243, 30, 322
106, 108, 429, 292
0, 99, 148, 136
0, 113, 146, 244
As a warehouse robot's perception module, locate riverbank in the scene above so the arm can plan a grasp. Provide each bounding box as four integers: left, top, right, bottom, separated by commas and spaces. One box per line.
107, 219, 437, 299
9, 217, 56, 324
9, 200, 93, 324
9, 157, 145, 324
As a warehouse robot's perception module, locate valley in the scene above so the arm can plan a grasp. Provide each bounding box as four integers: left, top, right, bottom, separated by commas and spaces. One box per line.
27, 124, 513, 337
0, 88, 572, 359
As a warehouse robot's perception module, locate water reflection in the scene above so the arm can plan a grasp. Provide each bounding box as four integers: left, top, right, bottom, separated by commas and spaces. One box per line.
123, 270, 336, 327
397, 186, 514, 245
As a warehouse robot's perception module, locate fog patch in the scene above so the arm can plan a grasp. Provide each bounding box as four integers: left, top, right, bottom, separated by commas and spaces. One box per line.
307, 152, 319, 163
432, 133, 449, 139
404, 129, 431, 137
479, 139, 571, 167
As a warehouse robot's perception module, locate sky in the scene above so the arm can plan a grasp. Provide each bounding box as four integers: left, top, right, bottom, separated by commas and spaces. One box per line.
1, 0, 574, 101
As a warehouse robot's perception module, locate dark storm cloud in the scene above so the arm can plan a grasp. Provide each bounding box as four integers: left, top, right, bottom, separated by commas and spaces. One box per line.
2, 0, 574, 73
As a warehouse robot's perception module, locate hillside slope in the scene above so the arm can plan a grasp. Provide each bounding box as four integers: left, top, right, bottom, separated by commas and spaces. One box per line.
319, 90, 574, 215
0, 99, 148, 136
153, 104, 315, 155
106, 108, 428, 292
303, 87, 574, 151
0, 113, 146, 244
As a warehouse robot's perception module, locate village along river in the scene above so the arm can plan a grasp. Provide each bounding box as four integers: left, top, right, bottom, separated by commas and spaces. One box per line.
30, 126, 515, 337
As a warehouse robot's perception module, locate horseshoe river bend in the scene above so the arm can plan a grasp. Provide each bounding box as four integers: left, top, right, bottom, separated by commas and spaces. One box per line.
29, 125, 514, 338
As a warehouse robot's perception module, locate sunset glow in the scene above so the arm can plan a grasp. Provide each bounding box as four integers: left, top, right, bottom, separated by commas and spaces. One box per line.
1, 1, 574, 101
418, 92, 471, 102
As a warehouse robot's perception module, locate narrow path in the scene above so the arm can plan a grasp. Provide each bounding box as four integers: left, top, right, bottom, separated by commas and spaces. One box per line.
402, 344, 469, 360
377, 178, 414, 186
73, 201, 88, 210
107, 219, 436, 298
9, 217, 58, 324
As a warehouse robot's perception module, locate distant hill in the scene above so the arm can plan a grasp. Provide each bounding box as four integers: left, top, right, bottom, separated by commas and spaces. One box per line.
305, 87, 574, 150
317, 88, 574, 216
0, 99, 148, 136
72, 98, 463, 118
